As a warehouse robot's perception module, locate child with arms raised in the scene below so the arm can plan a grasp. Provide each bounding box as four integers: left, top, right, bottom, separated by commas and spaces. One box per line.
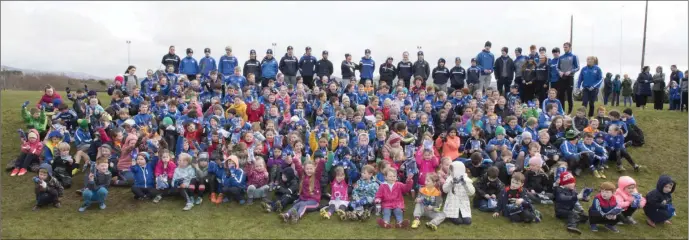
279, 151, 326, 223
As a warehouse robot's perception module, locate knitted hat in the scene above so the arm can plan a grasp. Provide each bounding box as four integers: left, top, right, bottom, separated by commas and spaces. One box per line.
495, 126, 505, 136
227, 155, 239, 168
114, 75, 124, 84
565, 130, 579, 140
521, 131, 532, 139
47, 130, 63, 139
484, 41, 492, 47
77, 119, 89, 129
137, 152, 150, 162
313, 150, 325, 159
559, 171, 576, 186
52, 98, 62, 106
162, 117, 173, 127
88, 90, 97, 96
27, 131, 38, 140
356, 122, 367, 130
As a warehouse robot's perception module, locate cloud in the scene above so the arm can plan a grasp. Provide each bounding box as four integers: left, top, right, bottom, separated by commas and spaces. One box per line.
1, 1, 686, 79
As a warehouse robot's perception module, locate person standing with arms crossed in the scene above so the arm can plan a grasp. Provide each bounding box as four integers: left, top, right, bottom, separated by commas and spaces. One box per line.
315, 50, 333, 86
557, 42, 580, 115
413, 51, 430, 87
476, 41, 495, 93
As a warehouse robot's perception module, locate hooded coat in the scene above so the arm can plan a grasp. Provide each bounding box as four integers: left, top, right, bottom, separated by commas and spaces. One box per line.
644, 175, 676, 223
34, 163, 64, 198
21, 129, 43, 155
614, 176, 646, 211
275, 167, 299, 198
442, 161, 475, 218
116, 134, 140, 172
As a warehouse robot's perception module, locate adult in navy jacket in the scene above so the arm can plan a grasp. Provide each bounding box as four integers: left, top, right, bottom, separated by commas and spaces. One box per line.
299, 46, 318, 88
279, 46, 299, 86
476, 41, 495, 93
635, 66, 653, 109
379, 57, 397, 87
494, 47, 515, 95
359, 49, 375, 83
397, 52, 414, 88
219, 46, 239, 78
412, 51, 430, 84
432, 58, 451, 92
161, 46, 181, 74
341, 53, 358, 82
243, 49, 261, 81
261, 49, 279, 86
179, 48, 200, 80
199, 48, 217, 79
576, 56, 603, 117
556, 42, 580, 114
315, 50, 333, 83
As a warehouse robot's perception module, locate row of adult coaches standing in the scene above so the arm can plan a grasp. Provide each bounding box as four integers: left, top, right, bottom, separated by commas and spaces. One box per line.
340, 49, 431, 89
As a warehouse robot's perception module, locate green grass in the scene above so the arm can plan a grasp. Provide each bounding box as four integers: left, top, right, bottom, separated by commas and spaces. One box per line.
1, 90, 687, 239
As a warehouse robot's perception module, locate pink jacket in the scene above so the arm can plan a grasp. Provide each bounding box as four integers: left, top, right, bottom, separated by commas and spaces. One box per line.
116, 134, 139, 171
615, 176, 647, 210
330, 179, 349, 201
415, 148, 439, 186
375, 177, 413, 209
21, 129, 43, 155
245, 162, 269, 187
155, 160, 177, 181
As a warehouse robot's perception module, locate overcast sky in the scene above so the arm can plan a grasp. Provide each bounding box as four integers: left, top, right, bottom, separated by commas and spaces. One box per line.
1, 1, 687, 80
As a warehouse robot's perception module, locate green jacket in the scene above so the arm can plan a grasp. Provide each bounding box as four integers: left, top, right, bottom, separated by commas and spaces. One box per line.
621, 78, 633, 97
22, 106, 47, 133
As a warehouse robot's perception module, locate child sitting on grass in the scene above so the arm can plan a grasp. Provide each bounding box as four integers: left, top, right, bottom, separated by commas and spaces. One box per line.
173, 153, 196, 211
494, 172, 540, 223
524, 157, 553, 205
50, 142, 75, 189
344, 165, 379, 221
279, 152, 326, 224
588, 182, 622, 232
605, 125, 639, 172
32, 164, 64, 211
79, 157, 111, 212
442, 161, 475, 226
320, 166, 349, 220
11, 129, 43, 177
411, 173, 446, 230
375, 168, 414, 229
474, 166, 503, 213
246, 156, 269, 205
130, 152, 158, 201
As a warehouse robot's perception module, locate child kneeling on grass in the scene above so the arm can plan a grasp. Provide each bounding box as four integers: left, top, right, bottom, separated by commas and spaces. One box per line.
614, 176, 646, 225
280, 152, 326, 224
411, 173, 446, 230
588, 182, 622, 232
375, 168, 414, 229
173, 153, 196, 211
32, 164, 64, 210
644, 175, 676, 227
79, 157, 111, 212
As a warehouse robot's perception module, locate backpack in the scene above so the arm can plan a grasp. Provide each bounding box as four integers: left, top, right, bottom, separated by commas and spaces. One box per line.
625, 124, 645, 147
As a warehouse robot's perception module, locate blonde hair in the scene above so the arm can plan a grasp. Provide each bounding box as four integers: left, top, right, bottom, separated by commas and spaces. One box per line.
57, 142, 71, 152
178, 153, 192, 164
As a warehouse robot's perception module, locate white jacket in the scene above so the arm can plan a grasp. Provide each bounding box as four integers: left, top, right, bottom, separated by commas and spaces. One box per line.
442, 161, 475, 218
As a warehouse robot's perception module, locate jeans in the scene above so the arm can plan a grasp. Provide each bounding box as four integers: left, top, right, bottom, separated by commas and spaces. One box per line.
581, 88, 599, 117
623, 96, 632, 106
112, 170, 134, 186
669, 99, 680, 110
382, 208, 404, 223
496, 76, 512, 96
285, 75, 297, 87
222, 186, 245, 203
83, 187, 108, 206
477, 199, 498, 212
247, 185, 269, 199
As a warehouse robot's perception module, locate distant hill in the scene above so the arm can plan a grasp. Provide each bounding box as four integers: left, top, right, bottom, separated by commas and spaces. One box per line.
0, 65, 106, 81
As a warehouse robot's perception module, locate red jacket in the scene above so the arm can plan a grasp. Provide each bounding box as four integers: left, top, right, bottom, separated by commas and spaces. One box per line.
154, 160, 177, 180
245, 162, 269, 187
246, 104, 265, 123
37, 92, 63, 108
375, 177, 414, 209
21, 130, 43, 155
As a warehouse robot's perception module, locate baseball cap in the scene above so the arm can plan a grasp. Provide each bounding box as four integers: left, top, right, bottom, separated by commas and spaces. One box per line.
365, 49, 371, 54
322, 50, 328, 55
250, 49, 256, 54
204, 48, 211, 53
225, 46, 232, 51
417, 51, 424, 56
539, 47, 546, 52
287, 46, 293, 50
267, 49, 273, 54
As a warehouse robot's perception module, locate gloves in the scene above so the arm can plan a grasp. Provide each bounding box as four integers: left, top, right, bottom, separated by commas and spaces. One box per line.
22, 101, 30, 108
40, 181, 47, 189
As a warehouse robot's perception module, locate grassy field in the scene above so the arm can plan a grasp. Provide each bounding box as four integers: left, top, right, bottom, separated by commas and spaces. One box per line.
1, 90, 687, 239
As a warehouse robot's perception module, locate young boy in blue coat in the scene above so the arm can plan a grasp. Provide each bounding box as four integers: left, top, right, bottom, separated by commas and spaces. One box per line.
215, 156, 246, 205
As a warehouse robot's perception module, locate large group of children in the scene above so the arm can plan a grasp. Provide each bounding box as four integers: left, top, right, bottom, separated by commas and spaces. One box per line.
9, 45, 679, 235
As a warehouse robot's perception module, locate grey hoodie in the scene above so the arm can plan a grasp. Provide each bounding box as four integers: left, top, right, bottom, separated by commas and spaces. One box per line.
172, 165, 196, 186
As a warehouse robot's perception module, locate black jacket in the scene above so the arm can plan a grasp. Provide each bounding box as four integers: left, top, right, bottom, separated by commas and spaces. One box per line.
397, 61, 413, 79
494, 56, 515, 80
524, 169, 551, 193
279, 54, 299, 76
554, 186, 578, 215
432, 66, 451, 85
379, 63, 397, 82
276, 167, 299, 199
341, 60, 357, 80
535, 62, 550, 84
316, 59, 334, 78
243, 58, 262, 79
450, 66, 466, 88
473, 174, 505, 206
161, 53, 181, 73
413, 60, 431, 80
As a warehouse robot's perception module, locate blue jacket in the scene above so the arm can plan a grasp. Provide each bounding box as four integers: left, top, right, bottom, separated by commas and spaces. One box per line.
261, 57, 279, 79
476, 50, 495, 75
577, 141, 607, 158
225, 75, 247, 89
134, 113, 155, 130
359, 57, 376, 80
577, 65, 603, 89
214, 165, 246, 189
299, 55, 318, 76
542, 98, 564, 115
559, 140, 579, 158
604, 134, 625, 151
538, 112, 555, 130
140, 77, 153, 95
179, 57, 200, 75
549, 57, 560, 83
219, 55, 239, 76
130, 158, 157, 188
74, 128, 92, 146
199, 56, 217, 76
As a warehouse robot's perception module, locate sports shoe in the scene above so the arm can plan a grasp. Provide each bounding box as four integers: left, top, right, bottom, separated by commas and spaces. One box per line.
289, 209, 299, 224
398, 219, 410, 229
153, 195, 162, 203
425, 222, 438, 231
633, 165, 640, 172
646, 218, 656, 228
72, 168, 79, 176
275, 201, 283, 213
617, 165, 626, 172
183, 203, 194, 211
411, 219, 421, 229
410, 189, 416, 199
604, 224, 619, 233
627, 216, 638, 225
566, 226, 582, 234
541, 199, 553, 205
593, 170, 602, 178
246, 198, 254, 205
54, 202, 61, 208
590, 224, 599, 232
280, 213, 290, 223
78, 204, 90, 212
10, 168, 19, 176
32, 205, 39, 211
346, 211, 358, 221
239, 199, 246, 205
361, 209, 372, 221
194, 196, 203, 205
216, 193, 225, 205
99, 203, 106, 210
377, 218, 391, 229
262, 202, 273, 212
335, 209, 346, 221
17, 168, 27, 176
210, 192, 217, 203
320, 207, 330, 219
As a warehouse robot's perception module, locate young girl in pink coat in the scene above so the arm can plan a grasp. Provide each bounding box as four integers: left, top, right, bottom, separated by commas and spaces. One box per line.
415, 147, 439, 187
375, 168, 414, 229
615, 176, 646, 225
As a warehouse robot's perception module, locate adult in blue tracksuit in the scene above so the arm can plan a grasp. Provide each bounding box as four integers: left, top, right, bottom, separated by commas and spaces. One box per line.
576, 56, 603, 117
476, 41, 495, 93
432, 58, 451, 92
279, 46, 299, 86
261, 49, 279, 87
557, 42, 580, 115
243, 49, 261, 81
449, 57, 466, 92
179, 48, 200, 81
494, 47, 515, 95
219, 46, 239, 79
635, 66, 653, 109
130, 153, 157, 199
549, 48, 561, 90
359, 49, 375, 84
299, 46, 317, 88
199, 48, 217, 79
